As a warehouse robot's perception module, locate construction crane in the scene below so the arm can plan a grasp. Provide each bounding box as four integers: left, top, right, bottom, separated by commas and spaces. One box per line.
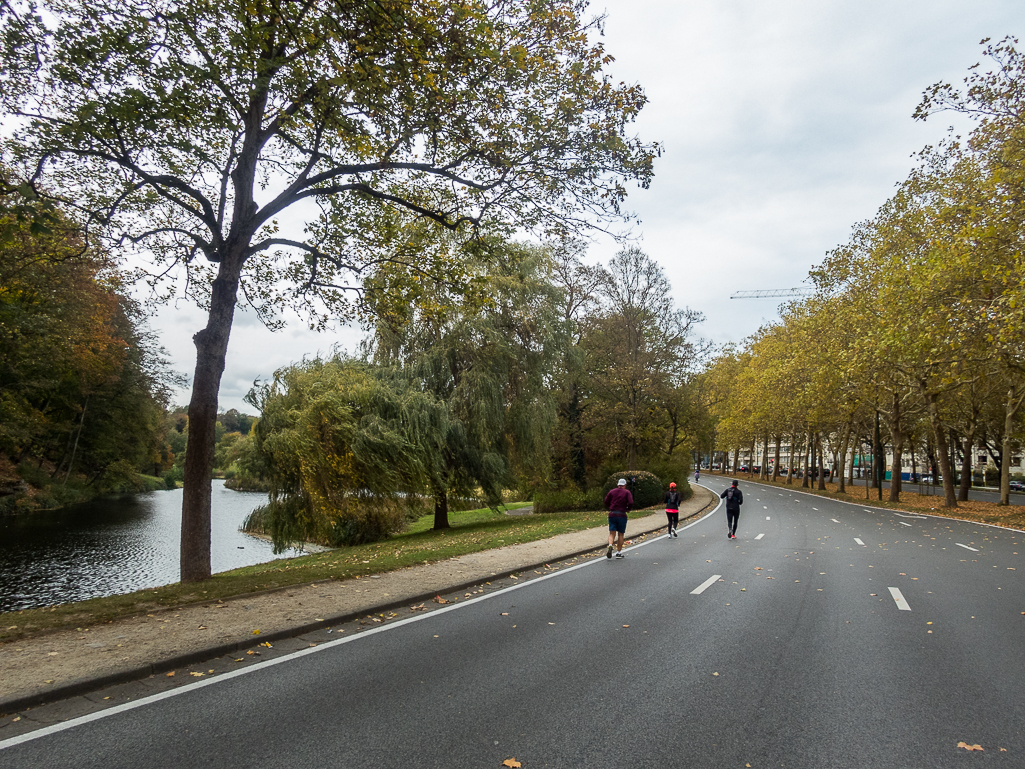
729, 288, 814, 299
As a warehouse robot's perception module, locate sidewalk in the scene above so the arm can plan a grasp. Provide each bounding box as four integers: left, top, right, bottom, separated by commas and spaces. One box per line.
0, 487, 717, 719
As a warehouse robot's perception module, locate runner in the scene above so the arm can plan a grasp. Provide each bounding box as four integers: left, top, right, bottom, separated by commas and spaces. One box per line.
720, 479, 744, 539
604, 478, 633, 558
664, 482, 681, 538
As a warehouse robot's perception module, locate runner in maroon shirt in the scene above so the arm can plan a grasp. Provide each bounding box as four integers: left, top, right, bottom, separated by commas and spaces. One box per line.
604, 479, 633, 558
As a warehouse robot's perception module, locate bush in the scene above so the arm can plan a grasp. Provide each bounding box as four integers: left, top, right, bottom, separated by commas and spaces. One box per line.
534, 487, 604, 514
602, 470, 663, 509
98, 459, 148, 494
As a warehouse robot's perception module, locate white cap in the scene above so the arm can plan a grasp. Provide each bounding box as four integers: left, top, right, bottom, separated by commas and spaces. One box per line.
617, 478, 627, 486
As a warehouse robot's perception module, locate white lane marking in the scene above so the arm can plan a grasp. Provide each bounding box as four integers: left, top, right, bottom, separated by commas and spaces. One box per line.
691, 574, 723, 595
831, 518, 839, 523
888, 587, 912, 611
854, 538, 865, 546
755, 533, 765, 540
763, 505, 768, 509
812, 507, 819, 511
766, 516, 770, 520
894, 512, 928, 519
956, 543, 979, 552
897, 522, 912, 527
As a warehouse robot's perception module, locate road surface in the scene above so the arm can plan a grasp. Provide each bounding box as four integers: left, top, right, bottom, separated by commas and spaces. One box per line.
2, 480, 1022, 767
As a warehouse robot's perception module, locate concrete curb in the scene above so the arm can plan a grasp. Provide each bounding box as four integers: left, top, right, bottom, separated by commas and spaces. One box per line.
1, 491, 718, 716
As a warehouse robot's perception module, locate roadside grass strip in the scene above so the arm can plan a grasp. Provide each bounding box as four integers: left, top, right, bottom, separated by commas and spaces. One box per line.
888, 587, 912, 611
690, 575, 722, 595
955, 543, 979, 552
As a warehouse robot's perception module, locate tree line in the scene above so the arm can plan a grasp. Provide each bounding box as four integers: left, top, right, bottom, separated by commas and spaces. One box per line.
702, 39, 1025, 509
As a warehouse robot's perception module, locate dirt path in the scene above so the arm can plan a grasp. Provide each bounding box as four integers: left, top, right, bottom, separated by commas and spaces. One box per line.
0, 488, 718, 717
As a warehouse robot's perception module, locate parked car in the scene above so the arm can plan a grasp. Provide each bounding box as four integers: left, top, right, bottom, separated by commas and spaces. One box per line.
1009, 480, 1025, 492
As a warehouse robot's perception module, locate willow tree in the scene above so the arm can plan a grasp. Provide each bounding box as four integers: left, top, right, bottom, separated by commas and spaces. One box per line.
369, 237, 564, 529
1, 0, 656, 580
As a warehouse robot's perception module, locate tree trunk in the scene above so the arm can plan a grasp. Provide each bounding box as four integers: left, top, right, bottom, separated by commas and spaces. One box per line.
802, 431, 811, 488
958, 425, 977, 502
433, 489, 450, 529
886, 393, 903, 502
999, 384, 1025, 506
921, 387, 957, 508
772, 435, 781, 481
837, 425, 850, 494
816, 433, 826, 491
181, 257, 243, 583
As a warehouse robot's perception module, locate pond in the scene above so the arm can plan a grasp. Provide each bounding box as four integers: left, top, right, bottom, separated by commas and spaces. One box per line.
0, 481, 299, 612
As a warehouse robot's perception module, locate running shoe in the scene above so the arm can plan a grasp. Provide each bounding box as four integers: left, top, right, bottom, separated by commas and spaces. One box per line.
606, 544, 614, 559
672, 528, 678, 538
614, 551, 625, 558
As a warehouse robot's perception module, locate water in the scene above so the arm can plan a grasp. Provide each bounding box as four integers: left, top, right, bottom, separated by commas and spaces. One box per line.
0, 481, 300, 612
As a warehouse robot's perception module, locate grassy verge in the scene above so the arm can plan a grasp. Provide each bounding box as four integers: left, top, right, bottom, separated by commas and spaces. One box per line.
0, 501, 626, 643
707, 472, 1025, 530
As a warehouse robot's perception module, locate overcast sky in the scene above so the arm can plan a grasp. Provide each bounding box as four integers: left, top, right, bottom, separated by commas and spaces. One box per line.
151, 0, 1023, 413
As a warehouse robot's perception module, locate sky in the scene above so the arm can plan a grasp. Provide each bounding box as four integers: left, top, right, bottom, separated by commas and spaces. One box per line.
150, 0, 1023, 413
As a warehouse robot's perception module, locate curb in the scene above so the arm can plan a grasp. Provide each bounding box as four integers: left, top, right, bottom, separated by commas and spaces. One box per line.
1, 492, 717, 716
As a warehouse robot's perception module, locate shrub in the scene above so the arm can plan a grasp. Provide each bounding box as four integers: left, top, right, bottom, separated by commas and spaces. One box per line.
602, 470, 663, 509
534, 487, 604, 514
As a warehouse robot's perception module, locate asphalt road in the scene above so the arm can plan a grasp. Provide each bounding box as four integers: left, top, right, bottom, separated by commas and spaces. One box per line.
2, 481, 1023, 768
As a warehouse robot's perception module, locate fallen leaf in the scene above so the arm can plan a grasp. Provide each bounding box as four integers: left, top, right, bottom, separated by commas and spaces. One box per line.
712, 672, 719, 676
246, 650, 257, 655
755, 567, 762, 570
957, 742, 984, 751
433, 596, 449, 604
501, 612, 509, 616
197, 626, 207, 630
622, 625, 630, 628
208, 669, 214, 674
190, 672, 204, 677
315, 618, 325, 622
1000, 747, 1007, 751
234, 658, 243, 662
252, 629, 260, 635
166, 671, 175, 677
548, 622, 555, 625
259, 642, 272, 648
502, 760, 521, 768
43, 679, 53, 684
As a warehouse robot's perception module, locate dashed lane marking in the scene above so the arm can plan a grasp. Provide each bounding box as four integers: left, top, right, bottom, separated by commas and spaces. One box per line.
956, 543, 979, 552
888, 587, 912, 611
812, 507, 819, 511
854, 538, 865, 546
755, 533, 765, 540
691, 574, 723, 595
897, 522, 912, 527
831, 518, 839, 523
766, 516, 770, 520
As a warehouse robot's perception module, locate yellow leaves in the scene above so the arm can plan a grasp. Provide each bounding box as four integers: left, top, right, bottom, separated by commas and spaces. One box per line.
502, 760, 521, 768
957, 742, 984, 751
166, 671, 175, 677
259, 642, 273, 648
252, 629, 261, 635
433, 595, 449, 604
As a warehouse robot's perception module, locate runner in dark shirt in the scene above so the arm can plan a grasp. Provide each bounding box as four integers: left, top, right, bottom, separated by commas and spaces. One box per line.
604, 479, 633, 558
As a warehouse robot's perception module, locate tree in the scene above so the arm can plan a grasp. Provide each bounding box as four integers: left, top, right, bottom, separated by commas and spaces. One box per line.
1, 0, 657, 580
370, 237, 563, 529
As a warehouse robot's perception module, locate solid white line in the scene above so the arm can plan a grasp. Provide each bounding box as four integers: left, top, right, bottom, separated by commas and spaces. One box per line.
0, 501, 729, 752
831, 519, 839, 523
894, 512, 928, 520
854, 538, 865, 545
755, 533, 765, 540
955, 543, 979, 552
898, 522, 912, 527
888, 586, 912, 611
691, 574, 722, 595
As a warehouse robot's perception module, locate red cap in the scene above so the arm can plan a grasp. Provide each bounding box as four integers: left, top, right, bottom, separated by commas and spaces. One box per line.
669, 482, 676, 488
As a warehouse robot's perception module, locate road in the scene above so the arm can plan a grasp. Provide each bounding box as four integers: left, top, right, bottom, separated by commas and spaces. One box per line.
2, 480, 1023, 767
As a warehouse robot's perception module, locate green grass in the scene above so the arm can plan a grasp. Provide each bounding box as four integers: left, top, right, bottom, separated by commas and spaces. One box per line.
0, 500, 613, 643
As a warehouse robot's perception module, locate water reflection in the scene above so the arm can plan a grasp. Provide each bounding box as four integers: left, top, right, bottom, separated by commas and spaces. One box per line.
0, 481, 300, 612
